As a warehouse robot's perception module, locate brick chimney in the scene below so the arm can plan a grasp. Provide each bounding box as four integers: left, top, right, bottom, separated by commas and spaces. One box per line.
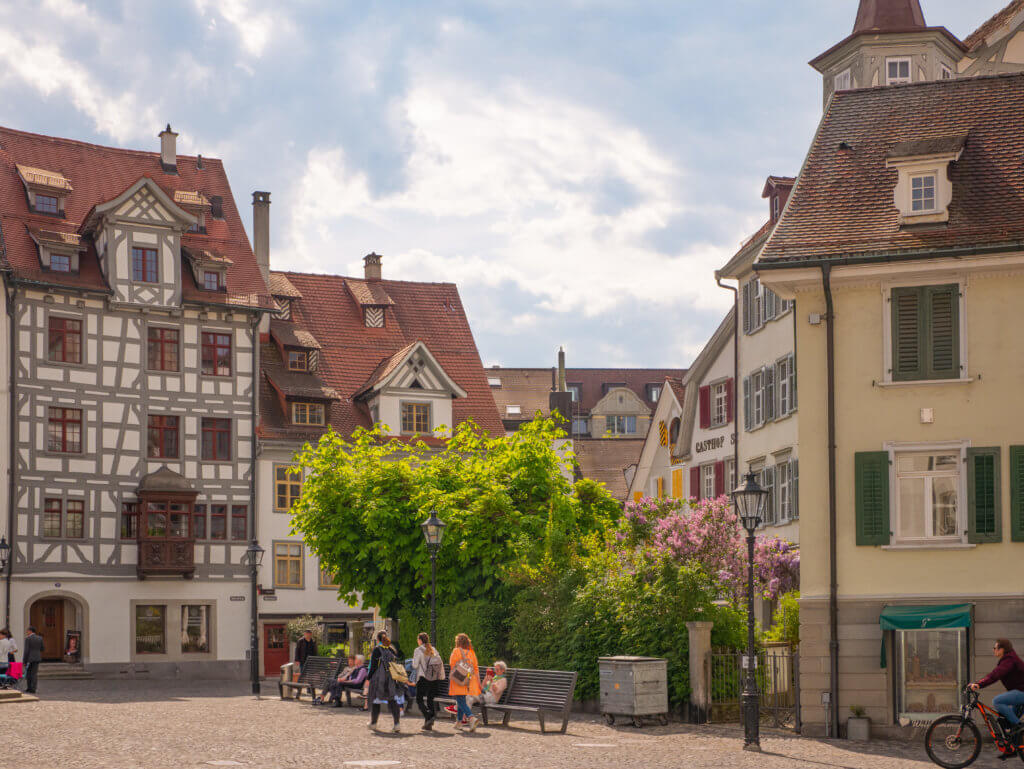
159, 124, 178, 174
364, 252, 382, 281
252, 191, 271, 288
549, 346, 573, 426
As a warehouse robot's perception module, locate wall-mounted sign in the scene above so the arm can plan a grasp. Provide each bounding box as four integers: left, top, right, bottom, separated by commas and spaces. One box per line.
696, 436, 726, 453
229, 595, 246, 602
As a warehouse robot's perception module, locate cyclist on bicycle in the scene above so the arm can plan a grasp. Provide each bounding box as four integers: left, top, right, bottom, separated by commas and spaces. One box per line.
969, 638, 1024, 742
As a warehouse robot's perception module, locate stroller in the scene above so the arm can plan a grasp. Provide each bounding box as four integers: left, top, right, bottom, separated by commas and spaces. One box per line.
0, 660, 22, 690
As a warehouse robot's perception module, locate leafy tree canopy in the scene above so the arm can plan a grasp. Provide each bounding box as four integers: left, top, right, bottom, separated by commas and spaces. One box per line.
289, 417, 619, 618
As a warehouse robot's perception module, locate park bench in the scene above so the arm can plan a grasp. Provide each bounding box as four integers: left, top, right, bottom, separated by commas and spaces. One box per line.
480, 668, 577, 734
278, 655, 343, 701
433, 662, 491, 713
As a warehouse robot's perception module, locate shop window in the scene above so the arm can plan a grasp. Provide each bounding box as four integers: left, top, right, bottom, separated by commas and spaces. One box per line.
181, 605, 211, 653
895, 629, 967, 719
135, 605, 166, 654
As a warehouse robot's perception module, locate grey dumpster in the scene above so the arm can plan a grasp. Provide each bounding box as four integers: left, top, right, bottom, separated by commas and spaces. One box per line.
598, 656, 669, 727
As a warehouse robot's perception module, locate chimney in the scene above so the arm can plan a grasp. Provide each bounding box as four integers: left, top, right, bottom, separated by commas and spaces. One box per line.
364, 252, 382, 281
159, 124, 178, 174
252, 191, 271, 288
557, 346, 568, 392
548, 345, 572, 426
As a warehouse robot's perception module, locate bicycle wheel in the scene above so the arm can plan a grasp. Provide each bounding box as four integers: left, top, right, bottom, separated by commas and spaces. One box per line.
925, 715, 982, 769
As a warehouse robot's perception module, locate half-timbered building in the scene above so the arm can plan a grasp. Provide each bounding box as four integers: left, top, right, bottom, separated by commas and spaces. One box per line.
0, 125, 271, 676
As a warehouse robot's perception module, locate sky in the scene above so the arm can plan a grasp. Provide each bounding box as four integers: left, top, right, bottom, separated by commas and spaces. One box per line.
0, 0, 993, 367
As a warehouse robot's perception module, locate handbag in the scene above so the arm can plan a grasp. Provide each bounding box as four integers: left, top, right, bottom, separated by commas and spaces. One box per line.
450, 651, 473, 685
388, 660, 410, 685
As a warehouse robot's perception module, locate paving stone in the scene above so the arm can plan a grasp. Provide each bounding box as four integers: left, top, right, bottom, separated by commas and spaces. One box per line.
3, 680, 1011, 769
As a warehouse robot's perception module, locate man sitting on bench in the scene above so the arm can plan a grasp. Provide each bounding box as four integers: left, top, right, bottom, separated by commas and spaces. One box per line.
322, 655, 368, 707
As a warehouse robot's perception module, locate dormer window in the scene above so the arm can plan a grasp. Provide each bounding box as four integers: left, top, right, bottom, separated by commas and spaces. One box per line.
173, 190, 210, 234
364, 307, 385, 328
35, 194, 59, 215
911, 174, 936, 212
834, 68, 851, 92
203, 270, 223, 291
132, 247, 158, 283
50, 254, 71, 272
292, 402, 325, 426
886, 58, 912, 85
287, 350, 308, 372
772, 195, 781, 221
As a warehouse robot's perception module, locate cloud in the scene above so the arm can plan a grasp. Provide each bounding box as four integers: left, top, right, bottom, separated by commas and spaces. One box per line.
192, 0, 293, 57
280, 74, 735, 325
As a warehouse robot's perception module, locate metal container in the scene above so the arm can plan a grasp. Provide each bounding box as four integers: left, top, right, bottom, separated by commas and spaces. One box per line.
598, 655, 669, 727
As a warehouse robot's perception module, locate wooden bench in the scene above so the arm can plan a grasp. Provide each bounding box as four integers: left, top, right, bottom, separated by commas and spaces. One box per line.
434, 663, 490, 712
278, 656, 343, 701
481, 668, 577, 733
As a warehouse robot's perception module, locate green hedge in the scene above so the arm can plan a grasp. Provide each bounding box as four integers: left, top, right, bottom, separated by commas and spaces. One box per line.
397, 599, 511, 665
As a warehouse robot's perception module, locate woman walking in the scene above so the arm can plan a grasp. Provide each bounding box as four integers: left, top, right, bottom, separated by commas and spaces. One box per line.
366, 630, 403, 733
412, 632, 445, 730
449, 633, 481, 731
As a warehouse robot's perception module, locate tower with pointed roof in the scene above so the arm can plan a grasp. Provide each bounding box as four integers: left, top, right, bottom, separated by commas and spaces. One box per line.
810, 0, 966, 108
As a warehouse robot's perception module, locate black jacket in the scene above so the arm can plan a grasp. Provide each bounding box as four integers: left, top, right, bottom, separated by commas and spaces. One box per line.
23, 633, 44, 664
295, 637, 316, 667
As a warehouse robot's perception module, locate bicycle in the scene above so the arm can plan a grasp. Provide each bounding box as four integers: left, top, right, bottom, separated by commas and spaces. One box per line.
925, 686, 1024, 767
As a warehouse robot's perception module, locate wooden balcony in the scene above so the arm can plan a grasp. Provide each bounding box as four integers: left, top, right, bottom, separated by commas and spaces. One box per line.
136, 467, 198, 579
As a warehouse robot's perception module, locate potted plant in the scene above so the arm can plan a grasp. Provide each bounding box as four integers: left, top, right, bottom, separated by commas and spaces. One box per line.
847, 705, 870, 741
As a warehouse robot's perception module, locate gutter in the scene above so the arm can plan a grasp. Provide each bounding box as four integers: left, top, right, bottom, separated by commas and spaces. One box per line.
822, 264, 840, 739
3, 275, 13, 630
715, 276, 740, 479
754, 240, 1024, 272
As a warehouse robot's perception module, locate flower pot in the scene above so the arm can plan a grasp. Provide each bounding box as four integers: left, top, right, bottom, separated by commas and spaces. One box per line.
847, 716, 870, 741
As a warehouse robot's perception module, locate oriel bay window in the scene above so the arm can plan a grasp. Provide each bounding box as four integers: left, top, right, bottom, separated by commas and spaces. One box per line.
47, 407, 82, 453
147, 415, 179, 459
201, 418, 231, 461
201, 332, 232, 376
48, 317, 82, 364
147, 327, 180, 372
137, 499, 196, 578
890, 284, 961, 381
401, 402, 431, 434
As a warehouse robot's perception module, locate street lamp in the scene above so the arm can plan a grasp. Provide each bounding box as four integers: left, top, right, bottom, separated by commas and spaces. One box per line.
241, 539, 265, 696
0, 536, 9, 571
731, 472, 768, 752
0, 536, 9, 629
420, 511, 447, 646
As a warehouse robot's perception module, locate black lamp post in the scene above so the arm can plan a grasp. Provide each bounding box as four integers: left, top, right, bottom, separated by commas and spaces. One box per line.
241, 539, 265, 696
731, 472, 768, 752
0, 536, 9, 629
420, 511, 447, 646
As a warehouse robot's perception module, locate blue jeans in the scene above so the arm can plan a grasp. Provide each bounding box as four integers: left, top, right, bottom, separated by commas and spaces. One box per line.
455, 694, 472, 721
994, 689, 1024, 726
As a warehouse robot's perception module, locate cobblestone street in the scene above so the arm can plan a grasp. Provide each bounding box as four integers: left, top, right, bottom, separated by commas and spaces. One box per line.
2, 680, 1011, 769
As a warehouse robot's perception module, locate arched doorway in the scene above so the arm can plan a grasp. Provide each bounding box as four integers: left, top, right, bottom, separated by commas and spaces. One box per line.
26, 592, 87, 664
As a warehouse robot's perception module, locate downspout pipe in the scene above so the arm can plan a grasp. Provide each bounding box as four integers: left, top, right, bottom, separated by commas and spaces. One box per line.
715, 276, 740, 477
249, 312, 261, 695
4, 277, 15, 630
822, 264, 840, 738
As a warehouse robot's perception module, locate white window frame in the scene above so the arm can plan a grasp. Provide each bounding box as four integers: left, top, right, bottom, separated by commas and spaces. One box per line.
724, 457, 736, 495
884, 440, 969, 546
772, 195, 781, 220
886, 57, 912, 85
940, 63, 952, 80
701, 463, 716, 500
910, 173, 937, 212
777, 461, 792, 523
776, 354, 796, 417
711, 380, 729, 427
834, 68, 852, 92
487, 376, 501, 387
607, 415, 637, 435
505, 404, 521, 416
568, 384, 581, 402
751, 370, 765, 428
880, 277, 969, 385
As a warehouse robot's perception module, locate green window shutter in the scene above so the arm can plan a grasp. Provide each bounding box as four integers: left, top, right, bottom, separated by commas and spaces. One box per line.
925, 284, 960, 380
891, 287, 925, 381
967, 447, 1001, 544
1009, 446, 1024, 542
855, 451, 890, 546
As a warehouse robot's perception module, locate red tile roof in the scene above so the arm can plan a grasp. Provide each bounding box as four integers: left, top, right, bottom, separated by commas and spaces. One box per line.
666, 377, 686, 406
759, 73, 1024, 264
853, 0, 925, 33
573, 438, 646, 502
965, 0, 1024, 51
0, 125, 270, 308
489, 367, 686, 418
258, 271, 503, 441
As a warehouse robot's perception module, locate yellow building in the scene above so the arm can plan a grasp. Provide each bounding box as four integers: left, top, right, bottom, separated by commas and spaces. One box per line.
758, 73, 1024, 737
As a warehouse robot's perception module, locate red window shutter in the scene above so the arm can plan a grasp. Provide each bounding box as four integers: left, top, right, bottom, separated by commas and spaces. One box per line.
726, 378, 734, 424
714, 461, 725, 496
699, 386, 711, 429
690, 467, 701, 499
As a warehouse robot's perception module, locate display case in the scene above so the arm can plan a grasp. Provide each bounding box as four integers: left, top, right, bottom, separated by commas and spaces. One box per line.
895, 628, 967, 720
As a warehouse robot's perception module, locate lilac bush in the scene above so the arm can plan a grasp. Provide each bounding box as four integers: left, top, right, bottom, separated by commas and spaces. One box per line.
621, 495, 799, 601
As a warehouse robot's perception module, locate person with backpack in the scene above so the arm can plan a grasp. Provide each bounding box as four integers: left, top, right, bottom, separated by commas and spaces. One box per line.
449, 633, 481, 731
412, 632, 445, 730
366, 630, 405, 733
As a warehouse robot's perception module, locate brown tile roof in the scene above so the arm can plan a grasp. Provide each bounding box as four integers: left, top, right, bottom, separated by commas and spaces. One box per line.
759, 74, 1024, 264
965, 0, 1024, 51
573, 438, 646, 502
270, 317, 321, 350
666, 377, 686, 406
853, 0, 925, 33
258, 272, 503, 441
887, 133, 968, 158
489, 367, 687, 418
186, 248, 233, 267
0, 125, 271, 308
269, 272, 302, 298
265, 367, 340, 401
355, 341, 417, 396
346, 278, 395, 306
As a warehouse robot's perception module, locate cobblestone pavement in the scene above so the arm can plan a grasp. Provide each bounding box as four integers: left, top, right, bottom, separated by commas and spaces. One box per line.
3, 680, 1013, 769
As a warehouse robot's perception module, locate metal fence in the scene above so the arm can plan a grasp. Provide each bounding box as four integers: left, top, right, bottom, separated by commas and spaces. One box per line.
709, 646, 800, 731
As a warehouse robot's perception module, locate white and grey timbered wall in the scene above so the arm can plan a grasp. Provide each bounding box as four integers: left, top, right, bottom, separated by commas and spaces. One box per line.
12, 289, 257, 578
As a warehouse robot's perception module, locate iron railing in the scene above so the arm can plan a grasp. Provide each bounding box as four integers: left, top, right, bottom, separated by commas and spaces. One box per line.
709, 646, 800, 731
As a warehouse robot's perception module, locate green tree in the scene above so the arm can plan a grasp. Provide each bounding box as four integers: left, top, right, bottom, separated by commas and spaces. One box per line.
289, 417, 617, 620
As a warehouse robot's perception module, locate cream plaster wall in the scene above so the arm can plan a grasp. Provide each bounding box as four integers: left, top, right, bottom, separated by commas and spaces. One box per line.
786, 266, 1024, 600
684, 335, 735, 498
374, 390, 454, 438
628, 389, 682, 501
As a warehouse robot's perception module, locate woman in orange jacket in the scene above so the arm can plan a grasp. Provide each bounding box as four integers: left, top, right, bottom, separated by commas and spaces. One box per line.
449, 633, 482, 731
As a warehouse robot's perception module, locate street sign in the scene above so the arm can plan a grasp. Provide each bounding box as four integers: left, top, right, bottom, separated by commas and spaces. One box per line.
229, 595, 246, 602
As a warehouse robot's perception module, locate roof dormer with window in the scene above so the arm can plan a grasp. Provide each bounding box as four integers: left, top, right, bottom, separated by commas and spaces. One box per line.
886, 133, 966, 225
16, 164, 72, 218
173, 189, 211, 234
28, 228, 86, 274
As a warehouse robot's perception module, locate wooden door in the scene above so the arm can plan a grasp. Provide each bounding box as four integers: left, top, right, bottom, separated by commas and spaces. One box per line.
263, 624, 289, 676
29, 599, 63, 661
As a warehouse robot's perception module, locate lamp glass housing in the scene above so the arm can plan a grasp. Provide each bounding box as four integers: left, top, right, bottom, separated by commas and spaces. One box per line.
421, 511, 447, 550
242, 539, 265, 568
731, 472, 768, 534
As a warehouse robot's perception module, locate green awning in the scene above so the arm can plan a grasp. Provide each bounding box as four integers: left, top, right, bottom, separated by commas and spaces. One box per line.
878, 604, 972, 668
